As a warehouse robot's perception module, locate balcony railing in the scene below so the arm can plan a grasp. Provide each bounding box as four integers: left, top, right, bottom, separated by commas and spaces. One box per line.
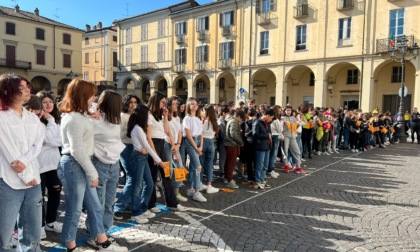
376, 35, 420, 54
257, 12, 272, 25
0, 58, 32, 70
218, 59, 232, 69
176, 34, 185, 44
222, 25, 233, 36
131, 62, 155, 71
337, 0, 354, 10
294, 4, 309, 18
195, 62, 208, 72
197, 30, 209, 41
174, 64, 186, 73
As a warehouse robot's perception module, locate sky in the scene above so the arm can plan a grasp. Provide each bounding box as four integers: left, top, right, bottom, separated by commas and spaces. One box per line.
4, 0, 214, 30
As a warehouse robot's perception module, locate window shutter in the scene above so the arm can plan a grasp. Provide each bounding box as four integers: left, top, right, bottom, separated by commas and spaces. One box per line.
175, 23, 179, 35
270, 0, 276, 12
184, 22, 187, 35
175, 50, 179, 64
220, 13, 223, 27
205, 16, 209, 30
230, 11, 235, 25
182, 48, 187, 64
204, 45, 208, 62
256, 0, 261, 14
219, 43, 223, 59
196, 47, 199, 63
347, 18, 352, 38
196, 19, 199, 32
229, 41, 234, 59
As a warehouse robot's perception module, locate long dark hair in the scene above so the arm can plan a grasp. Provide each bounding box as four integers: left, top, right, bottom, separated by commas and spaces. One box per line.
127, 104, 149, 138
122, 93, 141, 113
204, 105, 219, 134
98, 90, 122, 124
147, 91, 166, 121
37, 91, 61, 125
166, 96, 179, 121
0, 73, 32, 111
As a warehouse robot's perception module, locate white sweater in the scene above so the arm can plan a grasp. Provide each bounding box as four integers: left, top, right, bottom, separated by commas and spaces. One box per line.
0, 108, 44, 189
131, 125, 162, 163
37, 118, 62, 174
61, 112, 98, 181
93, 116, 125, 164
120, 112, 132, 144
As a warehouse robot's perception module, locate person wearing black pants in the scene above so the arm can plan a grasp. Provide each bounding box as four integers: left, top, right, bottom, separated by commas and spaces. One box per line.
411, 107, 420, 143
301, 105, 313, 159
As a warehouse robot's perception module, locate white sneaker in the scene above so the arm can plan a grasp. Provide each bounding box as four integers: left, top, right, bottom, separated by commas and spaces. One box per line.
156, 190, 161, 199
323, 152, 330, 156
150, 207, 161, 213
87, 238, 98, 248
186, 187, 195, 197
206, 185, 219, 194
40, 227, 47, 240
270, 171, 278, 179
170, 204, 187, 212
316, 151, 321, 156
334, 149, 340, 153
131, 215, 148, 224
301, 158, 306, 162
176, 193, 188, 202
45, 221, 63, 233
98, 242, 128, 252
227, 180, 239, 189
142, 210, 156, 219
272, 170, 280, 176
198, 183, 207, 191
192, 192, 207, 202
275, 157, 280, 162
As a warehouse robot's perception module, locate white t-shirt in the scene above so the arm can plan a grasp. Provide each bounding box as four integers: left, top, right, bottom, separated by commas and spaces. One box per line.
147, 113, 167, 140
202, 120, 216, 139
169, 116, 182, 144
182, 115, 203, 137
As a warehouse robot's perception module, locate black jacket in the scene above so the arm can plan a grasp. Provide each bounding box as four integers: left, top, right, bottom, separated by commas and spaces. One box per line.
252, 119, 271, 151
411, 112, 420, 126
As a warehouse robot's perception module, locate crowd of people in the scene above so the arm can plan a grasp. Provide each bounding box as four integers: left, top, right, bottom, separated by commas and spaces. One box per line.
1, 73, 420, 251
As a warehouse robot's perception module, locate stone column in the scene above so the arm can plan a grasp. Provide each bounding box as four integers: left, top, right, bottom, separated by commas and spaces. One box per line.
314, 63, 326, 107
209, 75, 219, 104
360, 58, 375, 112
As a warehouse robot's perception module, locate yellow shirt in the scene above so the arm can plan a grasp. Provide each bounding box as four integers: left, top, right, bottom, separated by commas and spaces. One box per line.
404, 113, 410, 120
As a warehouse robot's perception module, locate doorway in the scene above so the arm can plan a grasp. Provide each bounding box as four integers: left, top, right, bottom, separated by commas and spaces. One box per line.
342, 95, 359, 110
383, 94, 411, 115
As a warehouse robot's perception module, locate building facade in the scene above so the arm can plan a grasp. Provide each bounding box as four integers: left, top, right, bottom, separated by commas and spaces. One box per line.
0, 5, 84, 96
114, 0, 420, 113
82, 23, 118, 88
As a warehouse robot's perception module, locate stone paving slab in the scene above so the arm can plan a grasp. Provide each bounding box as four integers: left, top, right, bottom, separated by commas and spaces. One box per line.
40, 143, 420, 251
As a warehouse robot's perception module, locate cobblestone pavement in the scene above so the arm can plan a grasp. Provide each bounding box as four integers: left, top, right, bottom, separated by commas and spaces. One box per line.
40, 143, 420, 251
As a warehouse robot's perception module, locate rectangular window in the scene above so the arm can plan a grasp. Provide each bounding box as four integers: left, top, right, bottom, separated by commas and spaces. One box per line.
36, 28, 45, 40
141, 46, 148, 63
141, 24, 148, 41
113, 35, 118, 42
85, 37, 89, 45
95, 51, 99, 62
36, 49, 45, 65
84, 71, 89, 80
175, 48, 187, 64
126, 28, 132, 43
157, 43, 165, 62
196, 16, 209, 31
219, 41, 234, 59
296, 25, 307, 50
113, 51, 118, 67
63, 53, 71, 68
257, 0, 276, 14
175, 22, 187, 35
196, 45, 209, 62
6, 22, 15, 35
63, 33, 71, 45
126, 48, 132, 66
391, 66, 403, 83
220, 11, 235, 26
262, 0, 270, 13
389, 9, 404, 39
85, 52, 89, 64
6, 45, 16, 66
347, 69, 358, 84
338, 18, 351, 40
260, 31, 269, 55
158, 20, 165, 38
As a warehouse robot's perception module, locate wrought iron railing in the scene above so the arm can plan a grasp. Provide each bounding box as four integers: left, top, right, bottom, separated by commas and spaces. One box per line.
257, 12, 272, 25
222, 25, 233, 36
376, 35, 419, 54
131, 62, 155, 71
337, 0, 354, 10
0, 58, 32, 70
294, 4, 309, 18
195, 62, 208, 72
218, 59, 232, 69
197, 30, 209, 41
174, 64, 186, 73
176, 34, 185, 44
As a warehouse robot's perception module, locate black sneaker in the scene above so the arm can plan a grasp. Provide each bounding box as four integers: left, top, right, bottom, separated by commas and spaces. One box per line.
114, 212, 124, 220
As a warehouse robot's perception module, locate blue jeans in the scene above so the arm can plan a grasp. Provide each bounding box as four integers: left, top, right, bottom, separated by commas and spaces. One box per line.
343, 128, 350, 150
130, 151, 153, 216
296, 133, 303, 156
92, 156, 119, 232
57, 155, 105, 243
199, 138, 215, 183
171, 149, 183, 189
254, 150, 269, 183
114, 144, 133, 211
185, 137, 202, 190
0, 179, 42, 252
268, 135, 279, 173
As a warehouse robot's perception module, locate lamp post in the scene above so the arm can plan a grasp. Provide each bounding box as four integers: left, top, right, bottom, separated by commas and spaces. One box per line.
66, 70, 78, 80
388, 35, 419, 143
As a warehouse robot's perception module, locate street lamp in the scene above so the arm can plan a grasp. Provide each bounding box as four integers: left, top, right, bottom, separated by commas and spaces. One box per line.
388, 35, 419, 143
66, 70, 78, 79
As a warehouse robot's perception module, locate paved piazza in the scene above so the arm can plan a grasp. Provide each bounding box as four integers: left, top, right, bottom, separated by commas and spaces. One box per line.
41, 144, 420, 251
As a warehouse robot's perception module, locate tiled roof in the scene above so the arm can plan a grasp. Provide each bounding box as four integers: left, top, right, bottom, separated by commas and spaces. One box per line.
0, 5, 84, 32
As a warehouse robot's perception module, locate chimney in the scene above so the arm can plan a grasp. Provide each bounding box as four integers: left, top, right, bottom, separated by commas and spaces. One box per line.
98, 22, 102, 29
34, 8, 39, 16
93, 25, 97, 30
86, 24, 91, 31
15, 5, 20, 12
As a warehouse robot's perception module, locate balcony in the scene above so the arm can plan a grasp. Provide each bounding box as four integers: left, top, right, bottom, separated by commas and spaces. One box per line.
376, 35, 420, 54
197, 30, 209, 41
294, 4, 309, 18
337, 0, 354, 10
218, 59, 232, 70
176, 34, 185, 44
195, 62, 208, 72
257, 12, 272, 25
0, 58, 32, 70
388, 0, 403, 2
222, 25, 233, 37
131, 62, 155, 72
174, 64, 186, 73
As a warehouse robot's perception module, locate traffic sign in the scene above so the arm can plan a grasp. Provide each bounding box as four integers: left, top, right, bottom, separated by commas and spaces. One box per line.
398, 86, 408, 97
239, 88, 245, 94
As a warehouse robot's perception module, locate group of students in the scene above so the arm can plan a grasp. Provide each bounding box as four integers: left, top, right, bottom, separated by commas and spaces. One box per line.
1, 72, 419, 252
